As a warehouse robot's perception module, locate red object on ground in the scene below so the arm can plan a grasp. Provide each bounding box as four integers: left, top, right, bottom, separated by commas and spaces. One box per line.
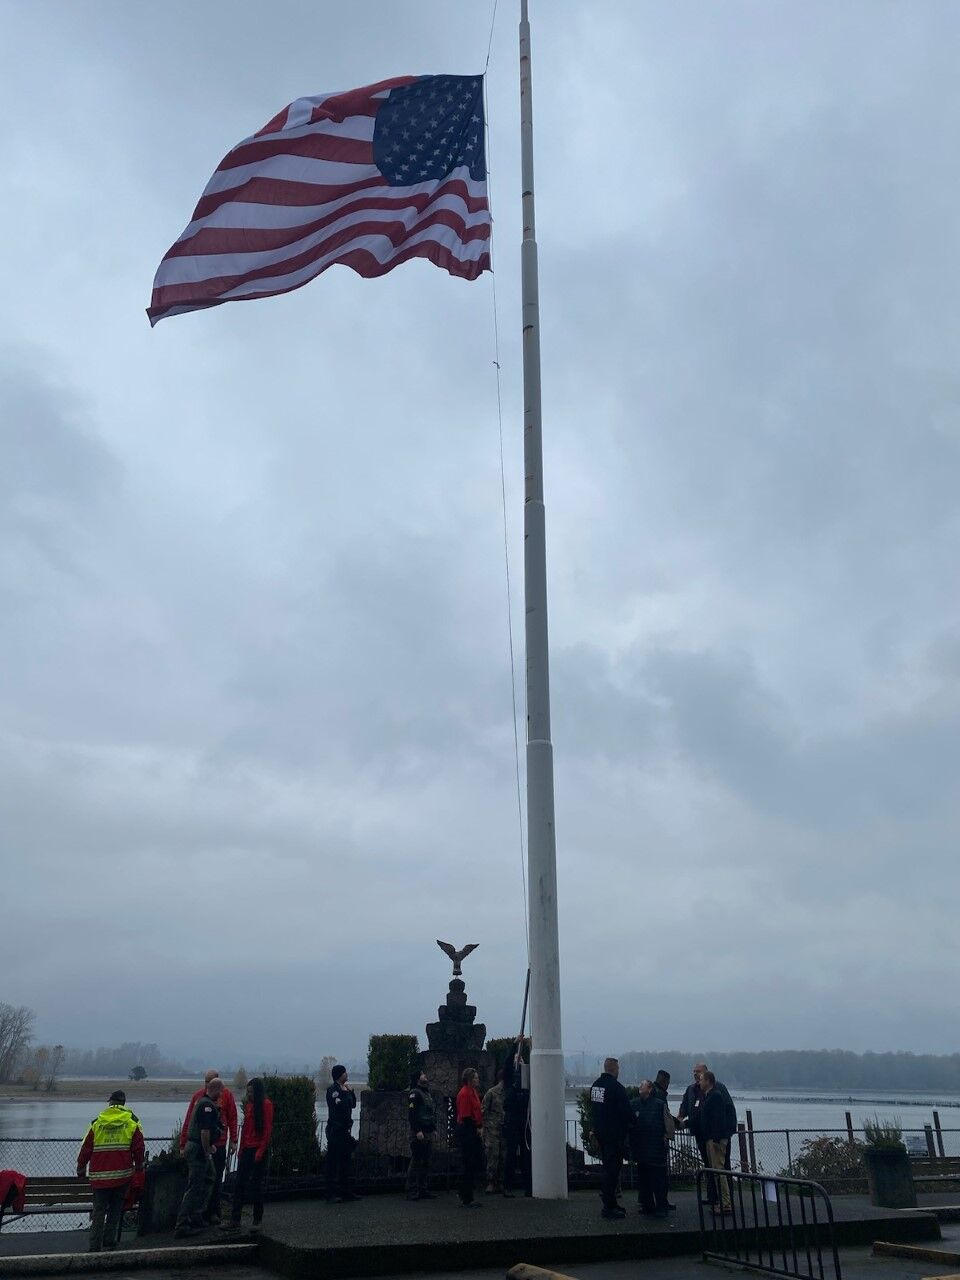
0, 1170, 27, 1214
123, 1170, 146, 1211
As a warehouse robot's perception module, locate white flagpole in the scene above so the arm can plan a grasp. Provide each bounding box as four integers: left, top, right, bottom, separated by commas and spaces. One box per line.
520, 0, 567, 1199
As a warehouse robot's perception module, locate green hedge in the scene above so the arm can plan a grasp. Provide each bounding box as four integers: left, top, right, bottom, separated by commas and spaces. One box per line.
367, 1035, 420, 1091
262, 1074, 322, 1176
485, 1037, 530, 1082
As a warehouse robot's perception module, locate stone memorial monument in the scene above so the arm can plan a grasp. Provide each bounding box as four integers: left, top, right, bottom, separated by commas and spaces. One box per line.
421, 940, 494, 1099
358, 941, 494, 1160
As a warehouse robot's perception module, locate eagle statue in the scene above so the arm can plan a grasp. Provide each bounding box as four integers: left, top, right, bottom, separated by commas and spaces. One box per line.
436, 939, 479, 977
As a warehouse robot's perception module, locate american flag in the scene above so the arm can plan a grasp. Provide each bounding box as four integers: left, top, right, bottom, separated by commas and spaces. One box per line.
148, 75, 490, 325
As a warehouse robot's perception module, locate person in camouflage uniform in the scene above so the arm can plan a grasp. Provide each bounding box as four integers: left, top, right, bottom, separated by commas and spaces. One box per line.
481, 1071, 506, 1193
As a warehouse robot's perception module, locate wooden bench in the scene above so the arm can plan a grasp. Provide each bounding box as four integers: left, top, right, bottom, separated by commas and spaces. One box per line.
0, 1177, 93, 1231
910, 1156, 960, 1184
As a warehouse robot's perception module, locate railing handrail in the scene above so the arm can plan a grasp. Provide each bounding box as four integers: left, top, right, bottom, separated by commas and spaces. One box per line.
697, 1166, 841, 1280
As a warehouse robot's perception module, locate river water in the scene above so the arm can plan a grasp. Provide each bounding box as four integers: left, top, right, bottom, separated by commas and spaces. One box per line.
2, 1087, 958, 1143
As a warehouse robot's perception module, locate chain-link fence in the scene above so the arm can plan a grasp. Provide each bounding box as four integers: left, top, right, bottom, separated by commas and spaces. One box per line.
0, 1137, 169, 1234
5, 1123, 959, 1235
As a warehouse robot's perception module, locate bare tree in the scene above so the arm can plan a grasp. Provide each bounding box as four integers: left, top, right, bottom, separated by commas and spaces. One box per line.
317, 1055, 337, 1085
23, 1045, 49, 1090
0, 1004, 35, 1083
233, 1065, 249, 1092
44, 1045, 65, 1092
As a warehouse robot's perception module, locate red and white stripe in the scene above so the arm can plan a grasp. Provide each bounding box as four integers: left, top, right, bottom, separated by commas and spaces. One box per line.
148, 78, 491, 325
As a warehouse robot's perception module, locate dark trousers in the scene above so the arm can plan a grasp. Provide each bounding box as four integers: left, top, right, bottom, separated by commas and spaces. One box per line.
598, 1137, 625, 1210
502, 1116, 531, 1194
405, 1134, 433, 1197
205, 1144, 227, 1220
177, 1144, 214, 1230
89, 1185, 125, 1251
636, 1161, 668, 1213
231, 1148, 268, 1224
457, 1125, 484, 1204
326, 1127, 353, 1200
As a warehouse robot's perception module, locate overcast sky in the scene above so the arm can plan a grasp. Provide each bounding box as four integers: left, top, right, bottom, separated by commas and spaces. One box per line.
2, 0, 959, 1067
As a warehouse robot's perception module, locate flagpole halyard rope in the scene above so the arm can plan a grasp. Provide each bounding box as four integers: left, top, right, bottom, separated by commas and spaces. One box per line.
483, 53, 529, 963
485, 0, 501, 71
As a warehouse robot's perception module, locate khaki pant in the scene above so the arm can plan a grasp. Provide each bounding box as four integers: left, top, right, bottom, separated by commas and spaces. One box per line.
484, 1132, 503, 1190
706, 1139, 731, 1210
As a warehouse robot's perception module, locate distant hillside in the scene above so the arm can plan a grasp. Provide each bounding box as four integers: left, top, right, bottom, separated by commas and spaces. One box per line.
608, 1050, 960, 1092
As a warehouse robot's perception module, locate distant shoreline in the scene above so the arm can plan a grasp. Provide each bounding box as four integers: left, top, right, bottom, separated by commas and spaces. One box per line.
0, 1079, 205, 1103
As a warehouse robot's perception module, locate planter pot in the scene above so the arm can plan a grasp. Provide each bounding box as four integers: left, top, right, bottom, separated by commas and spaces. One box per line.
864, 1147, 916, 1208
138, 1158, 188, 1234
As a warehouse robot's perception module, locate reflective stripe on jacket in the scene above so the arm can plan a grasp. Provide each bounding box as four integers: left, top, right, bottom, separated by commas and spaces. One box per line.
77, 1106, 145, 1187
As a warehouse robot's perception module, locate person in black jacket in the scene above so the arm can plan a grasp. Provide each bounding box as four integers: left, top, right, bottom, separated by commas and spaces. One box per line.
700, 1071, 735, 1212
325, 1066, 359, 1203
678, 1061, 711, 1195
501, 1050, 531, 1197
590, 1057, 632, 1219
630, 1080, 675, 1217
405, 1070, 437, 1201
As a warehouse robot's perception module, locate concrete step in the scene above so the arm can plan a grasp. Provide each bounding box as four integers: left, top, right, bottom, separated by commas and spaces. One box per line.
0, 1241, 258, 1276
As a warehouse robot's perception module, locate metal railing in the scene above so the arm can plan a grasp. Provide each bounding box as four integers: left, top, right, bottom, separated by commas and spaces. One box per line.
0, 1137, 169, 1235
728, 1125, 960, 1190
698, 1168, 841, 1280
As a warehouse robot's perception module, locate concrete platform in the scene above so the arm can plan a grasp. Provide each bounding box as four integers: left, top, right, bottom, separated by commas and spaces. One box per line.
0, 1191, 948, 1278
256, 1189, 944, 1278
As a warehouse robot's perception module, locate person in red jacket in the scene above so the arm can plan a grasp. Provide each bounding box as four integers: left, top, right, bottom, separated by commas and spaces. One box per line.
77, 1090, 145, 1251
180, 1069, 238, 1224
455, 1068, 484, 1208
222, 1077, 274, 1232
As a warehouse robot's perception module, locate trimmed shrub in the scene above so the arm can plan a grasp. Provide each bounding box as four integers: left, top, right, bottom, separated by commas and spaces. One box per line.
485, 1037, 530, 1082
791, 1134, 866, 1185
262, 1074, 321, 1176
367, 1035, 420, 1092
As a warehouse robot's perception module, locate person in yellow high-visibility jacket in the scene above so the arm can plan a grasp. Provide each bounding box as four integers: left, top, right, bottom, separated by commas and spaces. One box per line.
77, 1090, 145, 1252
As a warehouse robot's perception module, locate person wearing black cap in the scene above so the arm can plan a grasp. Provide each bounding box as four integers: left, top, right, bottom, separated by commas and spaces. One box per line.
76, 1090, 144, 1251
325, 1065, 359, 1203
405, 1069, 437, 1201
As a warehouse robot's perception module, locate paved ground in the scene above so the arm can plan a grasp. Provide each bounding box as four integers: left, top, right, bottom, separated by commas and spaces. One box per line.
4, 1192, 956, 1279
259, 1186, 943, 1250
18, 1244, 960, 1280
